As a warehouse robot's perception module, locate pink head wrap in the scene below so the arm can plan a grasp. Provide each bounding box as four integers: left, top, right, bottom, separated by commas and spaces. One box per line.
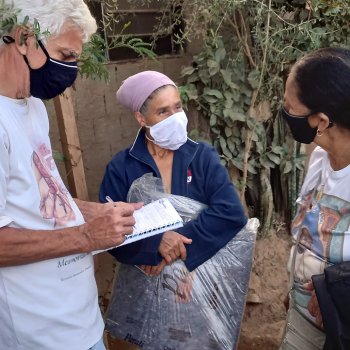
116, 71, 177, 112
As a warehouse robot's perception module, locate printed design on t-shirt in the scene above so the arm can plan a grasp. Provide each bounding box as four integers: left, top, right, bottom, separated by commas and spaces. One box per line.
291, 190, 350, 284
318, 194, 350, 262
32, 144, 75, 226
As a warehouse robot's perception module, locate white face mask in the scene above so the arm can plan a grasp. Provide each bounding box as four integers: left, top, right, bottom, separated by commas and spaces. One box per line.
146, 111, 188, 150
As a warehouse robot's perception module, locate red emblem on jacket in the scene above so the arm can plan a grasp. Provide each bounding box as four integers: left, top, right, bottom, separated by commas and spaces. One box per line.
187, 169, 192, 183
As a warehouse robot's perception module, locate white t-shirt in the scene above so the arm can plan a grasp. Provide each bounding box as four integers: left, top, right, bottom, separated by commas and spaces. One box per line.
0, 96, 104, 350
288, 146, 350, 323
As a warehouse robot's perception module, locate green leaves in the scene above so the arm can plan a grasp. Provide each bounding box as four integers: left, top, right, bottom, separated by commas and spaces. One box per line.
78, 32, 157, 82
177, 0, 348, 229
207, 59, 220, 76
0, 1, 156, 82
223, 109, 246, 122
204, 88, 223, 99
247, 69, 260, 89
0, 3, 50, 46
78, 33, 109, 81
52, 150, 65, 162
214, 47, 226, 62
0, 1, 18, 35
114, 37, 156, 59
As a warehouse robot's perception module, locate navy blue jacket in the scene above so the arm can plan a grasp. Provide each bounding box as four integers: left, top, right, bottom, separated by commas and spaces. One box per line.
99, 129, 247, 271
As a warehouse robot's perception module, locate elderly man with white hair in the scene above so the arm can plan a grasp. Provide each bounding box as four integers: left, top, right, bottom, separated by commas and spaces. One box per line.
0, 1, 141, 349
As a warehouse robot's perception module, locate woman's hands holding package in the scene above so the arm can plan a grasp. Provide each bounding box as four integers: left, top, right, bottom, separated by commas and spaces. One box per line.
139, 259, 167, 276
304, 281, 324, 329
78, 200, 143, 251
139, 231, 192, 276
140, 231, 192, 276
159, 231, 192, 264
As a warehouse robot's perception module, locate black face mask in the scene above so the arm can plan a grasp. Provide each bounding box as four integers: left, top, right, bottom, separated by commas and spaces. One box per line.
281, 107, 318, 144
23, 40, 78, 100
3, 36, 78, 100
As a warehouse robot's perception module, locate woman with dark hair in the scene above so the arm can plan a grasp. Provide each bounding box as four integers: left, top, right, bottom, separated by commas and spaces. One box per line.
280, 47, 350, 349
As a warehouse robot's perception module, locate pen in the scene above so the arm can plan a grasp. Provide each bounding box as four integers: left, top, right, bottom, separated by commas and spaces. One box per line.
106, 196, 116, 206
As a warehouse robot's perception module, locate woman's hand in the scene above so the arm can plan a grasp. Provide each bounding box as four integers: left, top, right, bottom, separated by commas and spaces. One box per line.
139, 259, 167, 276
159, 231, 192, 264
304, 281, 324, 329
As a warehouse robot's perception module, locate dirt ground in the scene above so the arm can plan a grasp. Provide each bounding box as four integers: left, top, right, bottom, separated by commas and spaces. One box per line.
237, 229, 292, 350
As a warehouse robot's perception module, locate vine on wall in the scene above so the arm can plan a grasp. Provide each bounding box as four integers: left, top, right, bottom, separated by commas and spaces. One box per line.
160, 0, 350, 235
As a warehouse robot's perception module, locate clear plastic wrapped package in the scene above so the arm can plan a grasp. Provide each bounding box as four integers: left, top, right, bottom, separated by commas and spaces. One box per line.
105, 174, 259, 350
127, 173, 207, 223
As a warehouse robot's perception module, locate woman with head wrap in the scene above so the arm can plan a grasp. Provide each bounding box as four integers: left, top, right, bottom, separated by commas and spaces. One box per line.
279, 47, 350, 349
99, 70, 247, 275
0, 1, 140, 349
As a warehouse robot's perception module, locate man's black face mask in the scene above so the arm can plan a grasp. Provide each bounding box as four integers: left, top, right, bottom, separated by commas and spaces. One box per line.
3, 36, 78, 100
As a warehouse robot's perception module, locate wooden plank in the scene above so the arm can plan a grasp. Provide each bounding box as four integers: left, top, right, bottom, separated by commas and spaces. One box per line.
54, 88, 105, 349
53, 88, 89, 201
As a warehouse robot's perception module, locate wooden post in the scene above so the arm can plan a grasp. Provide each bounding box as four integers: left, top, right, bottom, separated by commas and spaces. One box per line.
54, 87, 109, 348
53, 88, 89, 201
